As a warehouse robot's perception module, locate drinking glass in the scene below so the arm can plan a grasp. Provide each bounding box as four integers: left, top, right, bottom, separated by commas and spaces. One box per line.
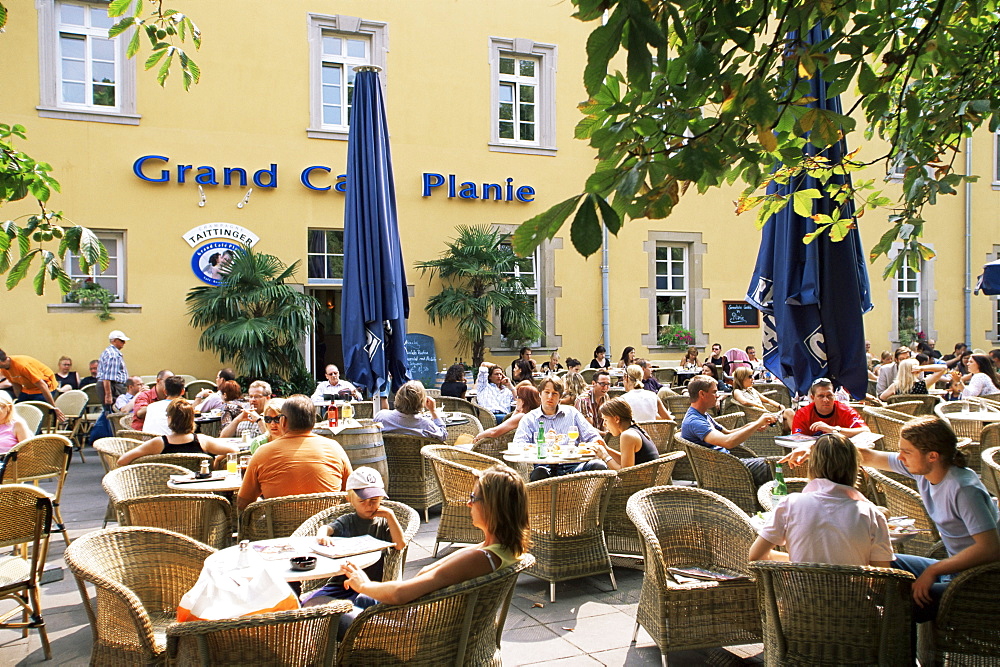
567, 427, 579, 445
226, 452, 238, 475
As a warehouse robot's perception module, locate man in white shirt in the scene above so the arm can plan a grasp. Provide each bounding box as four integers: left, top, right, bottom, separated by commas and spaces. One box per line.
141, 376, 186, 435
114, 376, 144, 412
311, 364, 362, 401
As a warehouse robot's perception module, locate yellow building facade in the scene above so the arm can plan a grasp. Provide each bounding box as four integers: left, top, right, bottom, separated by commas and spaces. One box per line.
3, 0, 999, 383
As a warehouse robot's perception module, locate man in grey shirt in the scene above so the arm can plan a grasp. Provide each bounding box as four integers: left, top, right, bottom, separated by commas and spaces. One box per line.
785, 416, 999, 621
875, 346, 910, 396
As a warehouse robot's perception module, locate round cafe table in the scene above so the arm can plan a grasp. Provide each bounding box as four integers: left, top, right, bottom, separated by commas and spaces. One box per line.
167, 471, 244, 493
204, 536, 381, 583
502, 448, 598, 466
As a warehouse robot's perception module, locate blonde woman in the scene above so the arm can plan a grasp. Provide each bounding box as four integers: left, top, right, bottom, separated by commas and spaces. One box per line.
341, 465, 529, 626
590, 397, 659, 470
731, 367, 795, 432
248, 397, 286, 454
621, 365, 672, 422
879, 358, 948, 401
561, 371, 587, 405
0, 392, 31, 455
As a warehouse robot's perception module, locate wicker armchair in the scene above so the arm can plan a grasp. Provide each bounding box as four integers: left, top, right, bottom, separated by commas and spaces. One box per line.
677, 434, 760, 515
103, 463, 190, 507
54, 389, 90, 459
756, 382, 792, 407
291, 500, 420, 594
183, 380, 216, 400
752, 561, 914, 666
0, 484, 54, 660
738, 404, 787, 457
116, 494, 234, 550
635, 420, 676, 456
0, 434, 72, 545
338, 555, 534, 666
981, 445, 1000, 498
756, 477, 810, 511
133, 452, 213, 473
934, 402, 994, 472
653, 367, 676, 385
604, 451, 685, 560
437, 396, 495, 427
714, 411, 745, 430
663, 395, 691, 427
13, 402, 44, 434
94, 437, 145, 474
626, 486, 761, 658
864, 467, 939, 556
117, 429, 160, 442
524, 469, 618, 602
382, 433, 443, 522
421, 445, 499, 556
918, 561, 1000, 666
443, 415, 484, 446
886, 393, 940, 415
470, 430, 515, 460
238, 492, 347, 541
862, 407, 914, 451
65, 527, 215, 666
166, 601, 353, 666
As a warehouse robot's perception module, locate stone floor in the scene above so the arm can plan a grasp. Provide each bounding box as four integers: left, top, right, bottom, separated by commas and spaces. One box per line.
0, 449, 764, 665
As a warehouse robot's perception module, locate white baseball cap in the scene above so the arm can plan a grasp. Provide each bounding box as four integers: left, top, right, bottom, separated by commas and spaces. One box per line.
346, 467, 387, 500
109, 330, 130, 341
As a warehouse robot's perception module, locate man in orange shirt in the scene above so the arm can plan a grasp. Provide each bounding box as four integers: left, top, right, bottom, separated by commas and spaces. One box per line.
237, 394, 352, 510
0, 348, 63, 422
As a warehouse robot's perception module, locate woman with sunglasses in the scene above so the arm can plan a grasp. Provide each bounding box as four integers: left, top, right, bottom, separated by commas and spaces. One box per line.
340, 464, 529, 630
118, 397, 240, 465
248, 398, 287, 454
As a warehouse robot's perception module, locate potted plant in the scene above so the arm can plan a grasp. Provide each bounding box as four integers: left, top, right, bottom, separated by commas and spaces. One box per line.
65, 278, 116, 321
657, 324, 695, 349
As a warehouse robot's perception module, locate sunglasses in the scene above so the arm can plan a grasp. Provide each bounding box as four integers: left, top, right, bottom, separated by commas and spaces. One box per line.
262, 415, 283, 423
596, 382, 611, 387
468, 491, 481, 504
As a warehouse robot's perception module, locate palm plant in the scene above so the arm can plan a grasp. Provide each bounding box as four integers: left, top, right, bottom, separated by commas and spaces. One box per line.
186, 246, 318, 387
416, 225, 542, 368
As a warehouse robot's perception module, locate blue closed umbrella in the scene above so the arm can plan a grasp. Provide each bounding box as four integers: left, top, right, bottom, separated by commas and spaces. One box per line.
746, 25, 872, 399
342, 66, 411, 397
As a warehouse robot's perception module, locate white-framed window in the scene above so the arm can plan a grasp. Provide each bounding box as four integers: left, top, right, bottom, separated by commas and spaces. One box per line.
307, 229, 344, 285
485, 226, 561, 352
655, 245, 688, 329
37, 1, 139, 124
498, 241, 540, 344
641, 231, 709, 349
307, 14, 388, 141
65, 231, 126, 301
993, 131, 1000, 186
489, 37, 557, 156
895, 261, 920, 342
888, 243, 937, 345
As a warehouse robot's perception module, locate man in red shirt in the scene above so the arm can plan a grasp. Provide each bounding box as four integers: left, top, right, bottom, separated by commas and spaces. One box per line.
792, 378, 870, 437
130, 369, 173, 430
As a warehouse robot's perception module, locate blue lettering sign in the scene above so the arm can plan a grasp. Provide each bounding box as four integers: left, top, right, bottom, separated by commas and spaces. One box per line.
422, 172, 445, 197
300, 165, 332, 191
133, 155, 170, 182
253, 164, 278, 188
420, 172, 535, 202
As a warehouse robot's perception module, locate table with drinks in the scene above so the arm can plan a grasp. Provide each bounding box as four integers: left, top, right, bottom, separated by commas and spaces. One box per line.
166, 452, 251, 493
501, 425, 599, 465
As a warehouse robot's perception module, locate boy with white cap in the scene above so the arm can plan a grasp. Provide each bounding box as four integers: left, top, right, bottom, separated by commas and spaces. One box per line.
302, 467, 405, 606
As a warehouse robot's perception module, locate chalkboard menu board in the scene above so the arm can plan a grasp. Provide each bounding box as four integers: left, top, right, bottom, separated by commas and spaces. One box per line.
723, 301, 760, 328
404, 333, 438, 387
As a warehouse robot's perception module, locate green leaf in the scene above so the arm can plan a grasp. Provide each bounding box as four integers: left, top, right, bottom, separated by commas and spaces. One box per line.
512, 196, 582, 257
108, 16, 135, 38
126, 28, 141, 59
596, 195, 622, 234
584, 12, 624, 95
145, 47, 167, 69
570, 195, 602, 257
107, 0, 133, 17
0, 3, 8, 31
792, 189, 821, 217
157, 48, 175, 85
6, 252, 36, 290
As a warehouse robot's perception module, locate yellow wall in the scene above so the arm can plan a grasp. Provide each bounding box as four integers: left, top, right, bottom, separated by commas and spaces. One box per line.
2, 1, 998, 383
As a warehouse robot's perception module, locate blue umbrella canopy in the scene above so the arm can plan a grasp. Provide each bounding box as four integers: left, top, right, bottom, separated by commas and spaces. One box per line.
746, 25, 872, 399
341, 66, 411, 396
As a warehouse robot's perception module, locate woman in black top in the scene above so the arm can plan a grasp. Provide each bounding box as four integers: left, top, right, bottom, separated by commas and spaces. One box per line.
589, 345, 611, 369
55, 356, 80, 392
591, 397, 658, 468
440, 364, 468, 399
116, 398, 239, 465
